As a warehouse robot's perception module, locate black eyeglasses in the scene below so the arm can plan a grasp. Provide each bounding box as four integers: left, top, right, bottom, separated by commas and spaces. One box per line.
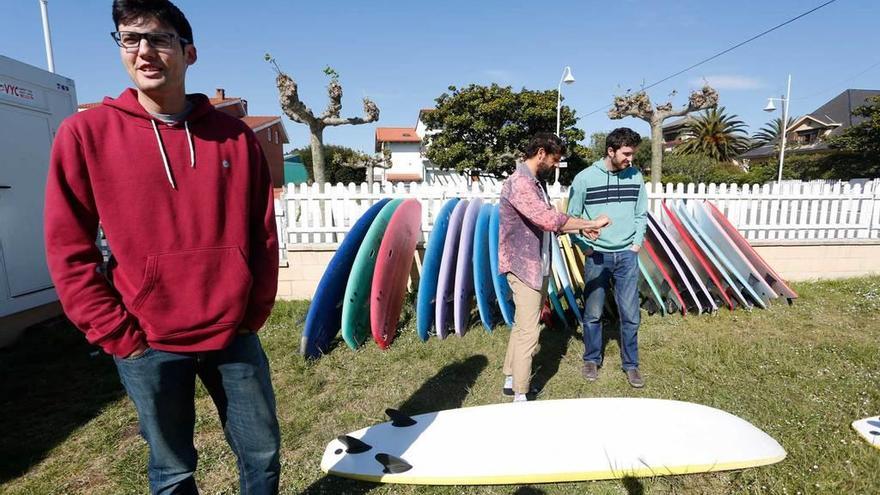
111, 31, 190, 50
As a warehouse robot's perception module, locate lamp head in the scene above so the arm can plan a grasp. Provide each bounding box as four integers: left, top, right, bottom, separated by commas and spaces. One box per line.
562, 66, 575, 84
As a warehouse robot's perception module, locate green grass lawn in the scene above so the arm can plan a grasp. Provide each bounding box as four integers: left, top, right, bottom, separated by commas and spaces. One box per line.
2, 276, 879, 494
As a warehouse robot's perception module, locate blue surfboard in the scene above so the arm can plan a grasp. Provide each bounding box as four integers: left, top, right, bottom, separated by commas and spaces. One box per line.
301, 198, 391, 358
436, 200, 469, 339
473, 203, 497, 332
454, 198, 483, 336
488, 204, 515, 327
416, 198, 461, 341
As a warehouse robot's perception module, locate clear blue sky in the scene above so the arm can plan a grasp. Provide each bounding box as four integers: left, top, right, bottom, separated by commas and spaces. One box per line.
3, 0, 879, 154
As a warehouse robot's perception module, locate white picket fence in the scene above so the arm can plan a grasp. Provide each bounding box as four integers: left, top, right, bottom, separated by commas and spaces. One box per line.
275, 179, 880, 253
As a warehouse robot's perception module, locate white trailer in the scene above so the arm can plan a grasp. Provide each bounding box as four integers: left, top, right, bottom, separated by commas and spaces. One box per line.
0, 55, 77, 343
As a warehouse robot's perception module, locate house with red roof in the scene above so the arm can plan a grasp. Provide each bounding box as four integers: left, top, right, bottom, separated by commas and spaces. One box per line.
374, 126, 423, 182
374, 108, 472, 184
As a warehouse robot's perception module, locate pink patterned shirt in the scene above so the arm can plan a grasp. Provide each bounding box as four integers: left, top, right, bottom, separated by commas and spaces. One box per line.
498, 163, 569, 291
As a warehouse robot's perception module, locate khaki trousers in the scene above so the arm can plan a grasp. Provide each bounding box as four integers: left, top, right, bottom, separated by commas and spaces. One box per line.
502, 273, 549, 394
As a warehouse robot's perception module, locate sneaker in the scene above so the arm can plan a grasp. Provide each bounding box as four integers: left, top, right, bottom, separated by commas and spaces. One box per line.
513, 391, 539, 402
581, 362, 599, 381
502, 376, 514, 396
625, 368, 645, 388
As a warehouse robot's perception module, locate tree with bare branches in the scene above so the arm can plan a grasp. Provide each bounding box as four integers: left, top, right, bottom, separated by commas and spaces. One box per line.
608, 86, 719, 183
267, 55, 380, 187
337, 145, 392, 188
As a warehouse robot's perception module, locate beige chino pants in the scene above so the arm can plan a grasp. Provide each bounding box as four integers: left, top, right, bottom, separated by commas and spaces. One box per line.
502, 273, 549, 394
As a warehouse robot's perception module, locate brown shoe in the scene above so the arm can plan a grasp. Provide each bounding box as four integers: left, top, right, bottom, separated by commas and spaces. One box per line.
625, 368, 645, 388
581, 362, 599, 381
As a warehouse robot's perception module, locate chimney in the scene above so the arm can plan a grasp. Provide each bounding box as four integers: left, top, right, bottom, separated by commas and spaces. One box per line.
215, 88, 225, 100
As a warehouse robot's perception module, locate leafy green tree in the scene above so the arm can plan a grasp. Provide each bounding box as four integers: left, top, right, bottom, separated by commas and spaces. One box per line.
828, 95, 880, 155
291, 144, 370, 184
421, 84, 585, 177
673, 107, 750, 162
633, 137, 652, 170
770, 151, 879, 181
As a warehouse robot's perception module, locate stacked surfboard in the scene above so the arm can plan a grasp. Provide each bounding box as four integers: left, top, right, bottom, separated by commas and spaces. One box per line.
417, 198, 515, 340
641, 199, 797, 316
300, 198, 422, 358
548, 199, 798, 324
301, 196, 798, 357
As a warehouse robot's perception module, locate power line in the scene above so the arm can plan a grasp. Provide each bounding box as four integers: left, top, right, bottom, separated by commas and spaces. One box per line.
581, 0, 841, 117
791, 59, 880, 101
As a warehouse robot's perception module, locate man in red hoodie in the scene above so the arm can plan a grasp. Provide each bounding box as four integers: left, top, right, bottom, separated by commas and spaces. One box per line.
44, 1, 281, 493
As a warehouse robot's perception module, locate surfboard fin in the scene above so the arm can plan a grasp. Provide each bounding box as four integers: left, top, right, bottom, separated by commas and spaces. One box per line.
386, 408, 416, 427
375, 453, 412, 474
337, 435, 371, 454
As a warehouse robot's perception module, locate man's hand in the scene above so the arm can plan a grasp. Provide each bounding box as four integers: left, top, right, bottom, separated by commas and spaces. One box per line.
581, 228, 600, 240
630, 244, 641, 253
594, 214, 611, 228
126, 344, 149, 359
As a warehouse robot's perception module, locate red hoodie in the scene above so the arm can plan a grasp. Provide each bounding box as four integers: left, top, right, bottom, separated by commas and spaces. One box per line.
44, 88, 278, 357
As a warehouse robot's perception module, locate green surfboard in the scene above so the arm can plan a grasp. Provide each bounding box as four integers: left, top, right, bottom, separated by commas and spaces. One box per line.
638, 258, 667, 316
341, 199, 404, 349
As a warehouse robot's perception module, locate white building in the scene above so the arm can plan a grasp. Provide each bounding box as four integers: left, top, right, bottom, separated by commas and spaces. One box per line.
374, 126, 424, 183
375, 109, 481, 186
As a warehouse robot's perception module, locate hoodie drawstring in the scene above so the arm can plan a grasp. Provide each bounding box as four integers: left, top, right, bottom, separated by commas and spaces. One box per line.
184, 121, 195, 168
151, 120, 176, 189
151, 120, 196, 189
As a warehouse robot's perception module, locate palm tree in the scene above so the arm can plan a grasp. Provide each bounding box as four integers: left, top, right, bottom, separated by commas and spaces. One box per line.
674, 107, 750, 162
751, 116, 797, 148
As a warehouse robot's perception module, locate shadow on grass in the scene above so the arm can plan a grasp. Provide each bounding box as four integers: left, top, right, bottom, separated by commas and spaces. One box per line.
0, 317, 125, 483
514, 487, 547, 494
622, 476, 645, 494
299, 354, 489, 494
532, 320, 576, 393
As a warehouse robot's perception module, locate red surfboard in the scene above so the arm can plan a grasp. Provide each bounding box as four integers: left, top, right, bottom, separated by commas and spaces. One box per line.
703, 201, 798, 301
370, 199, 422, 349
643, 239, 687, 315
661, 201, 735, 310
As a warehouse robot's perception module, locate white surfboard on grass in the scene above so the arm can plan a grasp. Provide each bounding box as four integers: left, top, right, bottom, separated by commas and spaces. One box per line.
321, 397, 786, 485
852, 416, 880, 450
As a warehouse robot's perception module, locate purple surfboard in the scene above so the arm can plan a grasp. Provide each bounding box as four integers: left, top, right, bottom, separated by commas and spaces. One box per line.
454, 198, 483, 336
435, 199, 468, 339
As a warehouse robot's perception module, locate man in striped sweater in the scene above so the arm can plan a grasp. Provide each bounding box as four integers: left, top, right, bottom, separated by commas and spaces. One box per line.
568, 128, 648, 388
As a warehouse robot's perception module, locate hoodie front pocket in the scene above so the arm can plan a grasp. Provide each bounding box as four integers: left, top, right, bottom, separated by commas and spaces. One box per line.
132, 246, 253, 337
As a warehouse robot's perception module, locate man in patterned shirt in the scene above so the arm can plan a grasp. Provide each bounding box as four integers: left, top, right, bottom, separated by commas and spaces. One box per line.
498, 133, 610, 402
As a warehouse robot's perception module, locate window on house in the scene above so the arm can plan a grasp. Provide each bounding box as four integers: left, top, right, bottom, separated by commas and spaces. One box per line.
797, 131, 819, 145
275, 130, 279, 143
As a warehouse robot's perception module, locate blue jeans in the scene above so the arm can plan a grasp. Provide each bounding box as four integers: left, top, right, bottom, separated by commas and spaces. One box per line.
114, 333, 281, 495
582, 249, 641, 370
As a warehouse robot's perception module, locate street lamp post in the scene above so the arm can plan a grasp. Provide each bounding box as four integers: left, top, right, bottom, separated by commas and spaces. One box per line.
554, 66, 575, 184
763, 74, 792, 184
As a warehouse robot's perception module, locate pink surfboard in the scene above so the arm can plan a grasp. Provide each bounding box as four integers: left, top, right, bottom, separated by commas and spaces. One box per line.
370, 199, 422, 349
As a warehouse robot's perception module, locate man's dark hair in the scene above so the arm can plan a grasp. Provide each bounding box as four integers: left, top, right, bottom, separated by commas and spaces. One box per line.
112, 0, 193, 46
523, 132, 566, 159
605, 127, 642, 156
